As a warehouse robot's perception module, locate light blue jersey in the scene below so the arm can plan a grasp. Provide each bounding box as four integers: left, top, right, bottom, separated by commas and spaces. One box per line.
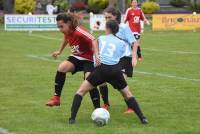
116, 23, 137, 57
98, 34, 126, 65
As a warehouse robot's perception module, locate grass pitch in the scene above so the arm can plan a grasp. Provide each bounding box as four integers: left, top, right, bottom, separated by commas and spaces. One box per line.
0, 25, 200, 134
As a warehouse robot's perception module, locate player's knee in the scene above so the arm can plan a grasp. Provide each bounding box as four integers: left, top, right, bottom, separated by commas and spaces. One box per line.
84, 72, 91, 79
76, 81, 93, 96
120, 86, 133, 99
76, 88, 89, 96
57, 64, 66, 72
57, 62, 73, 72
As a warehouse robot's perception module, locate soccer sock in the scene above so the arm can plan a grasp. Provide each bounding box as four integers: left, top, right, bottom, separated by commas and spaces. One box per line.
127, 97, 145, 121
54, 71, 66, 97
70, 94, 83, 120
99, 85, 110, 105
137, 46, 142, 58
124, 99, 130, 108
89, 88, 100, 109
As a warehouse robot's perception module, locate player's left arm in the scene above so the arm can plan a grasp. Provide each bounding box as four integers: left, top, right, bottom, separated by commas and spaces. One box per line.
124, 25, 138, 67
140, 10, 150, 25
132, 41, 139, 67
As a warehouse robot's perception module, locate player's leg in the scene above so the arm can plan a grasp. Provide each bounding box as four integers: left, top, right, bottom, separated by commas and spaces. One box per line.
108, 70, 148, 124
69, 80, 94, 124
135, 35, 143, 61
122, 73, 135, 113
120, 86, 148, 124
85, 72, 100, 109
84, 62, 100, 109
55, 60, 75, 96
99, 83, 110, 110
137, 46, 142, 58
120, 57, 135, 113
46, 57, 77, 107
69, 66, 105, 124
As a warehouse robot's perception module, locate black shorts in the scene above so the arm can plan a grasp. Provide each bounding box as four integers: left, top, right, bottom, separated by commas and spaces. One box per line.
119, 56, 133, 77
86, 64, 127, 90
134, 34, 141, 40
67, 56, 94, 75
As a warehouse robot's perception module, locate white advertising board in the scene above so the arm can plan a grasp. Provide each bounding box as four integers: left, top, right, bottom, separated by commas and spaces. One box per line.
4, 15, 58, 31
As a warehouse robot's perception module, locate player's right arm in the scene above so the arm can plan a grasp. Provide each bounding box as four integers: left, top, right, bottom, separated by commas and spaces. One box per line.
52, 37, 67, 59
92, 38, 101, 66
124, 8, 130, 23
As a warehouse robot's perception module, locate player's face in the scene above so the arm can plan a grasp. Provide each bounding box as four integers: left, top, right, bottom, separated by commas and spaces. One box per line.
104, 12, 117, 22
57, 20, 70, 34
132, 0, 138, 8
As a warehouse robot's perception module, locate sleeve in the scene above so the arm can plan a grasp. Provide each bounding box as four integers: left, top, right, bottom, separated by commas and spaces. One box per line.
124, 25, 137, 46
140, 9, 145, 21
81, 30, 96, 43
124, 8, 130, 22
83, 32, 95, 41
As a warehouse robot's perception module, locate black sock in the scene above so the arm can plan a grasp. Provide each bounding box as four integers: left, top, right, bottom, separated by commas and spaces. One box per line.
54, 71, 66, 96
70, 94, 83, 120
127, 97, 145, 121
137, 46, 142, 58
124, 99, 129, 108
89, 88, 100, 109
99, 85, 109, 105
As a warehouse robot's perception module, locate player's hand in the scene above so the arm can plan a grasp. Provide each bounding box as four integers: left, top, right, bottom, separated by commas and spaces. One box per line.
95, 55, 101, 66
132, 57, 137, 67
146, 20, 151, 25
141, 29, 144, 34
52, 51, 60, 59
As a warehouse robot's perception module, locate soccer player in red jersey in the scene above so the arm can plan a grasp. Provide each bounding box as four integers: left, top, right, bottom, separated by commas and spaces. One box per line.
46, 13, 100, 109
125, 0, 150, 61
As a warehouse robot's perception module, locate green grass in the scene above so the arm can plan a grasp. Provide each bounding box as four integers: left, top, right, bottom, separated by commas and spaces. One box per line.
0, 24, 200, 134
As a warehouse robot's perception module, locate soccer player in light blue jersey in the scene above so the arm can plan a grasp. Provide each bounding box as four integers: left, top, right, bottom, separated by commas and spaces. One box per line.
99, 7, 140, 113
95, 31, 126, 66
68, 20, 148, 125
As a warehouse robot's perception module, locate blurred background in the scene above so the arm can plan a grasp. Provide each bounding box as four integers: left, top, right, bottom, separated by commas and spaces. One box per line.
0, 0, 200, 15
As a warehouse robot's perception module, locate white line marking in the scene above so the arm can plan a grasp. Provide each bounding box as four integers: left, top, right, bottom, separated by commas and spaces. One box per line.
0, 128, 15, 134
27, 33, 200, 55
29, 34, 61, 41
142, 48, 200, 55
26, 54, 200, 82
135, 70, 200, 82
26, 54, 61, 63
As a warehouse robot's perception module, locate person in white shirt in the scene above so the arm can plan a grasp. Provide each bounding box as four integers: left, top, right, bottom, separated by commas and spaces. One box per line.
46, 2, 57, 15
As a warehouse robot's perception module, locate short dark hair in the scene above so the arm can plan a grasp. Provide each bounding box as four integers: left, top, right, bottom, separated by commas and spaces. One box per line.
56, 13, 79, 30
106, 20, 119, 35
104, 7, 121, 24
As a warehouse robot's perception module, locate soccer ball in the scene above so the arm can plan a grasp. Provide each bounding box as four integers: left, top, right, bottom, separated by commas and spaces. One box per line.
91, 108, 110, 127
193, 12, 197, 15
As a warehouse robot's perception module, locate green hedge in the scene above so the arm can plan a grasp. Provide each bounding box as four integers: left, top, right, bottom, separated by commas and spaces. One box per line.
15, 0, 36, 14
87, 0, 108, 13
170, 0, 186, 8
141, 1, 160, 14
0, 15, 4, 24
190, 0, 200, 13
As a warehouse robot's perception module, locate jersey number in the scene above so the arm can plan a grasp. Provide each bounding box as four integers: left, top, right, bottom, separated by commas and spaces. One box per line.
100, 41, 116, 57
133, 16, 140, 23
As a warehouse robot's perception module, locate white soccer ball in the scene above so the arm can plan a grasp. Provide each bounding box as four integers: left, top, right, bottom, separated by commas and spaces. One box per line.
193, 12, 197, 15
91, 108, 110, 127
